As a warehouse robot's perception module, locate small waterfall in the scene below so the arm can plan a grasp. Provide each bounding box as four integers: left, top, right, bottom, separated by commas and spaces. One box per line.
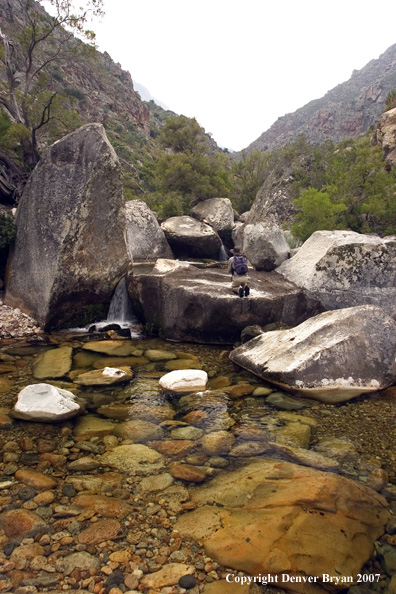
90, 277, 142, 337
218, 243, 229, 262
107, 277, 135, 323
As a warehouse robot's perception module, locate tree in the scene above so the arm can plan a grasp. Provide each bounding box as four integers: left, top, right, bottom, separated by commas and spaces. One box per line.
146, 115, 232, 217
159, 115, 209, 155
385, 90, 396, 112
291, 187, 347, 242
0, 0, 103, 174
290, 134, 396, 240
231, 149, 275, 213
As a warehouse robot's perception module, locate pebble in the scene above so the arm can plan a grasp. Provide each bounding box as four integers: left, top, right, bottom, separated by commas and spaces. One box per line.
169, 463, 207, 483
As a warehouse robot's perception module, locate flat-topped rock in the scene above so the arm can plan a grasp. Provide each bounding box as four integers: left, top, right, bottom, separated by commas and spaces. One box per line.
81, 340, 141, 356
73, 366, 132, 385
33, 346, 73, 379
128, 266, 321, 344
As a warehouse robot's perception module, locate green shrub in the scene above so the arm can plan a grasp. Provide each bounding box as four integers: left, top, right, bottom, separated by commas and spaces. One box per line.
0, 213, 16, 250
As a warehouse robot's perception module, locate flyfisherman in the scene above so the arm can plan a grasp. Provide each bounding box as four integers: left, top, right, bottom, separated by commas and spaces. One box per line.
228, 246, 250, 297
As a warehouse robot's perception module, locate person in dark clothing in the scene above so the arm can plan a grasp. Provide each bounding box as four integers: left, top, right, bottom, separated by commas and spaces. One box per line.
228, 247, 250, 297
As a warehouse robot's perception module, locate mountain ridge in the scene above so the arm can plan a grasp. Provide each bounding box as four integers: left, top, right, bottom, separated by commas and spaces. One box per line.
245, 43, 396, 153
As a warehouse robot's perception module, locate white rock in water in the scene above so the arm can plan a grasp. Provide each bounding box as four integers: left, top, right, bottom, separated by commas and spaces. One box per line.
102, 367, 125, 377
12, 383, 81, 422
159, 369, 208, 394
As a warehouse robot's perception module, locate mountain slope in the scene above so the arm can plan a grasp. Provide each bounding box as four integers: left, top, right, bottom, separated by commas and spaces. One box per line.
246, 43, 396, 153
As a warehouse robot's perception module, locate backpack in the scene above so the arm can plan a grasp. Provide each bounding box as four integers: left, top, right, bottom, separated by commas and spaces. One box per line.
233, 254, 248, 275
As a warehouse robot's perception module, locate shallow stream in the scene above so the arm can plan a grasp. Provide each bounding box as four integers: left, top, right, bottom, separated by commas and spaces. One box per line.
1, 330, 396, 593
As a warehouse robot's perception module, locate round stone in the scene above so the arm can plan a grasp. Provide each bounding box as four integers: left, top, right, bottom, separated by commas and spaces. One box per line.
178, 574, 197, 588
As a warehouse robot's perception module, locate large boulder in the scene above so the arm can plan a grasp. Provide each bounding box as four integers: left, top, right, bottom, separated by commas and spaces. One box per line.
5, 123, 130, 330
192, 198, 234, 240
125, 200, 173, 261
371, 106, 396, 166
128, 260, 322, 344
242, 222, 290, 270
229, 305, 396, 403
161, 216, 222, 259
277, 230, 396, 317
246, 159, 299, 227
175, 460, 389, 593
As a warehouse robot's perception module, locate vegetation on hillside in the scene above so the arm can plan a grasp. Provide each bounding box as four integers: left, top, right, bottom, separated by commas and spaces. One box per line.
0, 0, 103, 166
288, 135, 396, 240
385, 89, 396, 111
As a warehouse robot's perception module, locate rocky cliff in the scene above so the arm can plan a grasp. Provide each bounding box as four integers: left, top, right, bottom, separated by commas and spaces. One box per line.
246, 44, 396, 153
0, 0, 150, 134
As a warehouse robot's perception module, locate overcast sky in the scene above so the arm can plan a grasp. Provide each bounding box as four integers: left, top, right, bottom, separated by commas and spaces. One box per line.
90, 0, 396, 151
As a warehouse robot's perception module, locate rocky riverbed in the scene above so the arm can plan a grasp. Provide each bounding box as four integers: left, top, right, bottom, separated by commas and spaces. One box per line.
0, 327, 396, 594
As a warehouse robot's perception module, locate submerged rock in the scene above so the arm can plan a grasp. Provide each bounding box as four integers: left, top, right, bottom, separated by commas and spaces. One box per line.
113, 419, 165, 442
0, 509, 49, 540
101, 444, 165, 475
6, 124, 130, 330
277, 230, 396, 317
230, 305, 396, 403
33, 346, 73, 379
175, 460, 390, 592
73, 366, 132, 386
12, 383, 82, 422
73, 415, 116, 438
82, 340, 141, 357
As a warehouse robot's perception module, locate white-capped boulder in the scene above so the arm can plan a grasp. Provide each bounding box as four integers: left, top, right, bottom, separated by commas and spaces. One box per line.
277, 230, 396, 317
159, 369, 208, 394
12, 383, 82, 422
230, 305, 396, 403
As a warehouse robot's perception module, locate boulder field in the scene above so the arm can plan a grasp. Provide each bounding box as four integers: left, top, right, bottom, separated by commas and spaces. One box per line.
128, 260, 322, 344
